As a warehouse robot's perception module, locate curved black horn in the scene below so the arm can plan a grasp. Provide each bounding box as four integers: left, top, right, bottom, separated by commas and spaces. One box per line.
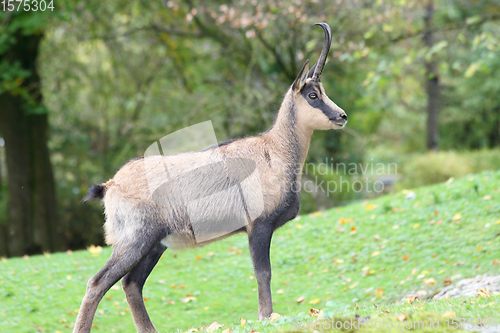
311, 22, 332, 82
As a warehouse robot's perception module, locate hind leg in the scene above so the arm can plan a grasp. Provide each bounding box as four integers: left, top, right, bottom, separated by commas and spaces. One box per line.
73, 235, 164, 333
121, 243, 166, 333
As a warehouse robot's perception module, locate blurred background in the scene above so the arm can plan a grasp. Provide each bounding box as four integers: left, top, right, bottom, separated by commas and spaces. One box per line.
0, 0, 499, 257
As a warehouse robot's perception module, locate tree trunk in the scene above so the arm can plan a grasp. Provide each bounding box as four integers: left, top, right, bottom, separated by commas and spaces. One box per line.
0, 31, 61, 256
0, 137, 5, 256
29, 113, 63, 252
0, 94, 33, 256
424, 0, 440, 151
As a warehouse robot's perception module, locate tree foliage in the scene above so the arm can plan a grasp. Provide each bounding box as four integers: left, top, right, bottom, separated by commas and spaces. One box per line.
0, 0, 499, 253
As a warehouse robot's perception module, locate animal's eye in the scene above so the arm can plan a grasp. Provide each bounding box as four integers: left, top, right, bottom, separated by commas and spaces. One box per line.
308, 93, 318, 100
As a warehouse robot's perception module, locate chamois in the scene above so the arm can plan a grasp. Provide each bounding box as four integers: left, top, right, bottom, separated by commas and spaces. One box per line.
73, 22, 347, 333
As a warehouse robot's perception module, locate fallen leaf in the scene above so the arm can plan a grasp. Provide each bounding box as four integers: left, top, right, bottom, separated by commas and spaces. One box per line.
443, 311, 456, 317
277, 289, 284, 294
180, 297, 197, 303
240, 318, 246, 326
483, 195, 492, 200
296, 296, 305, 303
371, 251, 380, 257
452, 213, 462, 221
493, 259, 500, 265
308, 308, 321, 317
294, 223, 303, 229
206, 322, 223, 332
423, 278, 436, 286
338, 217, 354, 224
476, 246, 482, 251
395, 314, 407, 322
365, 204, 377, 211
375, 288, 384, 298
349, 282, 359, 289
413, 223, 420, 229
332, 258, 344, 264
402, 254, 411, 261
309, 298, 320, 304
269, 313, 281, 322
311, 211, 322, 217
222, 329, 233, 333
405, 296, 417, 304
443, 277, 452, 286
477, 287, 490, 298
87, 245, 102, 256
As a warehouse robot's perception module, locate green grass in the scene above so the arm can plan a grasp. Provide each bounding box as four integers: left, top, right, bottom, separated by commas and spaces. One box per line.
1, 170, 500, 332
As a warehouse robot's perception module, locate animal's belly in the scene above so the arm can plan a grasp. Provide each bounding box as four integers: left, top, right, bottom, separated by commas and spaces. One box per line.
160, 226, 247, 249
160, 234, 197, 249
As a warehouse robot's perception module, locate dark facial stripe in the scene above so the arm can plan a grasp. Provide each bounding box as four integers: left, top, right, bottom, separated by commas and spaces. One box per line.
300, 83, 336, 120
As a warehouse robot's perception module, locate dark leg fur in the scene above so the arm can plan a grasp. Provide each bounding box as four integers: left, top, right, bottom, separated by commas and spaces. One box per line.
248, 222, 274, 320
122, 243, 167, 333
73, 230, 165, 333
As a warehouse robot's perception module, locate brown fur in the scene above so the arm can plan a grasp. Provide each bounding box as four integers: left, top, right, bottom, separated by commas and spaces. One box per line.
73, 23, 347, 333
100, 85, 345, 250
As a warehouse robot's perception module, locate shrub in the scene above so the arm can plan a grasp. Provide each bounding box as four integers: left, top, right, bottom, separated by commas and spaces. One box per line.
397, 149, 500, 189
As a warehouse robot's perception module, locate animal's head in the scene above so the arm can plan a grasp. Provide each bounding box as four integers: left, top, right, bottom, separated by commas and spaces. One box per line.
292, 23, 347, 131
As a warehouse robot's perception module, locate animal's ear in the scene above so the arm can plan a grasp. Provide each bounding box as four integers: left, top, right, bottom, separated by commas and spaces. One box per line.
293, 59, 309, 92
307, 62, 317, 79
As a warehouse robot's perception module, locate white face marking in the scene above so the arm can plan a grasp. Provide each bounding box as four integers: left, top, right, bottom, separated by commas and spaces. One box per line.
295, 81, 347, 131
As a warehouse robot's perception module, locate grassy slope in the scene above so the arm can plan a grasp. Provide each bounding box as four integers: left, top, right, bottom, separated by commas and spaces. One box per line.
1, 170, 499, 333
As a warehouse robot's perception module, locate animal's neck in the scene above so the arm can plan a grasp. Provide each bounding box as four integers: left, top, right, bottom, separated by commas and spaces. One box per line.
266, 90, 313, 173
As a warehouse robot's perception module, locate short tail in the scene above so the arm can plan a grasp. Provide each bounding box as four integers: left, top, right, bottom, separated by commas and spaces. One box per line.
82, 184, 106, 202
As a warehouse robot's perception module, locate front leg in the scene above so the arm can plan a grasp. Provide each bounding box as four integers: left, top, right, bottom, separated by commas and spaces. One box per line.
248, 222, 274, 320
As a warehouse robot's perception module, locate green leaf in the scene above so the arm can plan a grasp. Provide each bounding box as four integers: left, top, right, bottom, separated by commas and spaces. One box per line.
464, 63, 480, 78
